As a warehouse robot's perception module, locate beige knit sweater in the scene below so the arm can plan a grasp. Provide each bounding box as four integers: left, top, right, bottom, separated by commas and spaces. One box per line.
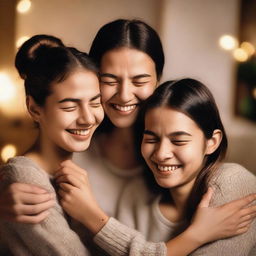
0, 156, 90, 256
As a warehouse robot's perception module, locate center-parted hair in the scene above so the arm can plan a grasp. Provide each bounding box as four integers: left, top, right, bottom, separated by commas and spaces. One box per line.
89, 19, 164, 81
141, 78, 228, 220
15, 34, 98, 106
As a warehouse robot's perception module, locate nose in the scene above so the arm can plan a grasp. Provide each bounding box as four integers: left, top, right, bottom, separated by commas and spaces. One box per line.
153, 139, 174, 162
117, 80, 134, 103
77, 106, 95, 126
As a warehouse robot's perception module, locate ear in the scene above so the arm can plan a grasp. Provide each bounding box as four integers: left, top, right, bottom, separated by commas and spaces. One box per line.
205, 129, 223, 155
26, 96, 42, 123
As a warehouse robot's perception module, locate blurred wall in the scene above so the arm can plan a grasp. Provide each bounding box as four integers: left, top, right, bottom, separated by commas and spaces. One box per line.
16, 0, 163, 52
7, 0, 256, 172
158, 0, 256, 173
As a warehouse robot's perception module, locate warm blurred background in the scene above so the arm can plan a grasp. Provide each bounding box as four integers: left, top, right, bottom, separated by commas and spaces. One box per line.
0, 0, 255, 173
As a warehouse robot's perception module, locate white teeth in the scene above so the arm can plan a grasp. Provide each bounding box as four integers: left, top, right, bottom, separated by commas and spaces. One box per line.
68, 129, 90, 136
114, 104, 136, 112
157, 165, 180, 172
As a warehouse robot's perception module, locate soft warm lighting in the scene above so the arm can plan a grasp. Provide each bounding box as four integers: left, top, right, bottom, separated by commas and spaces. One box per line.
16, 36, 29, 48
253, 88, 256, 99
219, 35, 238, 50
1, 144, 17, 162
16, 0, 31, 13
240, 42, 255, 56
0, 73, 16, 102
233, 48, 249, 62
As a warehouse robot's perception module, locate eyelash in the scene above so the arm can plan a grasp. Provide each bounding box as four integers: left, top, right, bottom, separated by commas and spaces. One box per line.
90, 103, 102, 108
100, 81, 118, 86
100, 81, 149, 86
143, 138, 189, 145
61, 107, 76, 112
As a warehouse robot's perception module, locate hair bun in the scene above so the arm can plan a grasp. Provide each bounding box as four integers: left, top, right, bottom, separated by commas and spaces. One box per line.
15, 34, 65, 79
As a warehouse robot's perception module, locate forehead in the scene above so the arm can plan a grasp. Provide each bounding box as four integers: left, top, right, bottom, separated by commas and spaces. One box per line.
51, 69, 100, 100
100, 47, 156, 75
145, 107, 201, 133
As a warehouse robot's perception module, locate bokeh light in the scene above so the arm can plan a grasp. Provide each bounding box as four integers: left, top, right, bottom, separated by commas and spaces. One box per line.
233, 48, 249, 62
253, 88, 256, 99
219, 35, 238, 50
1, 144, 17, 162
0, 72, 16, 102
16, 36, 29, 48
16, 0, 31, 14
240, 41, 255, 56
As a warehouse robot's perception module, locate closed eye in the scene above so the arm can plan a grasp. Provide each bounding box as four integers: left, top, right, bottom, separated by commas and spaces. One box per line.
143, 136, 158, 143
61, 106, 77, 112
90, 102, 102, 108
133, 81, 150, 86
100, 80, 118, 86
171, 140, 190, 146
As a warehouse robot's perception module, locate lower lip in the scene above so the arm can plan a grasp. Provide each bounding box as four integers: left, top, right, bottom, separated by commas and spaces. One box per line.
67, 130, 91, 141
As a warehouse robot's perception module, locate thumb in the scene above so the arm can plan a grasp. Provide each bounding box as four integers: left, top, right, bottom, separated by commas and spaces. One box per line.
198, 187, 214, 208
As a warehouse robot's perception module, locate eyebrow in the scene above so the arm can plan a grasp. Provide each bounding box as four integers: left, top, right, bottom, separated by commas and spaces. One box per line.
58, 93, 101, 104
100, 73, 151, 79
143, 130, 192, 137
132, 74, 151, 79
100, 73, 118, 79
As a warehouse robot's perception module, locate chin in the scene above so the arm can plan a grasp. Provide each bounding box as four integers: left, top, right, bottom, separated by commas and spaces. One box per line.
110, 117, 137, 129
155, 178, 176, 189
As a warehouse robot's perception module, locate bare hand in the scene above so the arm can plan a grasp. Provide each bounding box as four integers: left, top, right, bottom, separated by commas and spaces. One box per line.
0, 183, 55, 223
190, 188, 256, 244
55, 160, 109, 234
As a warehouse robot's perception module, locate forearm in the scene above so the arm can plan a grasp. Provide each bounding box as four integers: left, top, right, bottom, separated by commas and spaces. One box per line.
165, 227, 204, 256
79, 204, 109, 235
94, 217, 167, 256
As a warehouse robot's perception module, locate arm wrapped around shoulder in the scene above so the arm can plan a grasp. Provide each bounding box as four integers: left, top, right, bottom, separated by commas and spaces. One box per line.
190, 163, 256, 256
0, 157, 90, 256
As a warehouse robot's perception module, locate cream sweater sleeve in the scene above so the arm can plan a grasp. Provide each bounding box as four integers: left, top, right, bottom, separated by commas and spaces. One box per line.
0, 157, 90, 256
94, 217, 167, 256
190, 163, 256, 256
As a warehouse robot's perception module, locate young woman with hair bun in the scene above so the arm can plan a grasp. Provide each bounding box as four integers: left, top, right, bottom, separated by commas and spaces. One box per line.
0, 35, 104, 255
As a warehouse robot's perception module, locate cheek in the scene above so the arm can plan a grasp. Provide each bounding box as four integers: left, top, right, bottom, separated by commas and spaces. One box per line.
95, 107, 105, 124
141, 143, 152, 160
136, 85, 155, 101
100, 85, 116, 103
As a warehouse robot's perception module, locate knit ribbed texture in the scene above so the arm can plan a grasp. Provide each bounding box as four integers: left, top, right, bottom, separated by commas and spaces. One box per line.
0, 156, 90, 256
94, 217, 167, 255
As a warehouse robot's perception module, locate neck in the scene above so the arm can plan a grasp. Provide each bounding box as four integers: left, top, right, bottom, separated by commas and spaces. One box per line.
101, 126, 139, 169
168, 181, 195, 218
25, 134, 72, 175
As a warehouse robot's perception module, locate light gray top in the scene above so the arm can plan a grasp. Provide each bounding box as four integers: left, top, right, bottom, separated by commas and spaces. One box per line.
94, 163, 256, 256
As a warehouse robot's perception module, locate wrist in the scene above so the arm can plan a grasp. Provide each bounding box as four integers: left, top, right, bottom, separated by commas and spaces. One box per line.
184, 225, 206, 246
80, 205, 109, 235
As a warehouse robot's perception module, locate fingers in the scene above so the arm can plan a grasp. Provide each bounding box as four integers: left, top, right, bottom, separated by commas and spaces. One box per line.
56, 174, 84, 189
17, 191, 55, 205
14, 210, 50, 224
239, 205, 256, 219
235, 225, 250, 235
8, 183, 49, 194
57, 160, 86, 177
198, 187, 214, 208
228, 193, 256, 209
14, 199, 55, 215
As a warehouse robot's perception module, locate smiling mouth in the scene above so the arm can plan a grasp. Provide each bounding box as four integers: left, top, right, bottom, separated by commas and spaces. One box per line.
66, 129, 91, 136
157, 164, 182, 172
112, 104, 137, 113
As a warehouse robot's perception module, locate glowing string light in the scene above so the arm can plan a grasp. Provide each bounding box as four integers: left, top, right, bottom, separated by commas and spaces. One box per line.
1, 144, 17, 162
16, 0, 31, 14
